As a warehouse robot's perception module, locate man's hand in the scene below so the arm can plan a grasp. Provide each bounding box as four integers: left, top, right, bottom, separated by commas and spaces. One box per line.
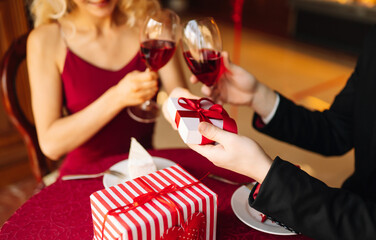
188, 122, 272, 183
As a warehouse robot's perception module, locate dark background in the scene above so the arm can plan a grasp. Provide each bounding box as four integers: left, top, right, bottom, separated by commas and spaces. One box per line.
162, 0, 375, 55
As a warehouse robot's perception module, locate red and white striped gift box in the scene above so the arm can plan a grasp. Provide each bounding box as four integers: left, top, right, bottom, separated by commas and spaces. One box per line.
90, 164, 217, 240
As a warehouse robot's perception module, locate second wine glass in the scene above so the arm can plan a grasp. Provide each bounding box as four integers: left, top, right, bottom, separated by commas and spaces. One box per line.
128, 9, 180, 123
181, 17, 223, 87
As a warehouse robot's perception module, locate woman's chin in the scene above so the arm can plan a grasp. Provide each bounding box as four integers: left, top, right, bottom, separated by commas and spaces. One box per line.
87, 6, 115, 18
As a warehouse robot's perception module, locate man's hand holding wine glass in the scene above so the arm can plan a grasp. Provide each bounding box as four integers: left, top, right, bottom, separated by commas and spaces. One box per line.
163, 15, 277, 132
191, 50, 278, 120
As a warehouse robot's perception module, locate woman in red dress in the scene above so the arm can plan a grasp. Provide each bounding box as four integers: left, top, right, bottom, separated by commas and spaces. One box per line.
27, 0, 187, 176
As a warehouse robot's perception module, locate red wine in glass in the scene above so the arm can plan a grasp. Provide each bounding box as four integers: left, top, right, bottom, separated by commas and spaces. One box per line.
183, 49, 222, 86
140, 39, 176, 71
182, 17, 223, 90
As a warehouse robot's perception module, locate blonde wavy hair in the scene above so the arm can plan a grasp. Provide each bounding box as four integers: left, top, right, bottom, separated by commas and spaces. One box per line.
30, 0, 160, 28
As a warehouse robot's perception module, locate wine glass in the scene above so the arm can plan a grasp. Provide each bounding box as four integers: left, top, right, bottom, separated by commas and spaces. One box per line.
181, 17, 223, 87
127, 9, 180, 123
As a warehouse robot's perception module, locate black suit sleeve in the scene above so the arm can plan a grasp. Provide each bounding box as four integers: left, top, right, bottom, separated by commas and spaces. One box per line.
252, 84, 356, 156
249, 157, 376, 240
251, 26, 376, 157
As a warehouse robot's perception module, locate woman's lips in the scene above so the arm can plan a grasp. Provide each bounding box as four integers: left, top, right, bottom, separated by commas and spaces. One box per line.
87, 0, 110, 7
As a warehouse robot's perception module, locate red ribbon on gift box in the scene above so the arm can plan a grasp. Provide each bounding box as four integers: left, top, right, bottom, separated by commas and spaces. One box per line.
100, 173, 209, 240
175, 97, 238, 144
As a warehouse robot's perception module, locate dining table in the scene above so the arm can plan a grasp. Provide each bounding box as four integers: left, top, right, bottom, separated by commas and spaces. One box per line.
0, 148, 311, 240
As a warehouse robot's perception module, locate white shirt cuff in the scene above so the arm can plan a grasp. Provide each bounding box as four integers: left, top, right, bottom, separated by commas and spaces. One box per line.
261, 93, 280, 125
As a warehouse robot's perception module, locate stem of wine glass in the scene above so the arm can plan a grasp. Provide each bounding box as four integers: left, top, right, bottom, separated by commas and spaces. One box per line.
141, 100, 152, 110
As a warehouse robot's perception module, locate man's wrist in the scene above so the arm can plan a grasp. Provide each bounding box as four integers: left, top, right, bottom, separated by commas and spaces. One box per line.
261, 93, 280, 124
251, 83, 278, 119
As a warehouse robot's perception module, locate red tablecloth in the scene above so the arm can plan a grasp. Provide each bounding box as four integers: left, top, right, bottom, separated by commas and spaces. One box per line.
0, 148, 311, 239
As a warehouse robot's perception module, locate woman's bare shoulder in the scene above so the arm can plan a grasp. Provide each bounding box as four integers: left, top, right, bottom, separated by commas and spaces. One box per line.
27, 22, 62, 53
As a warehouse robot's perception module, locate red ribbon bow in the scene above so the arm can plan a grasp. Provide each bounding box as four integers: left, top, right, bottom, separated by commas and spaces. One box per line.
176, 97, 237, 144
100, 173, 209, 240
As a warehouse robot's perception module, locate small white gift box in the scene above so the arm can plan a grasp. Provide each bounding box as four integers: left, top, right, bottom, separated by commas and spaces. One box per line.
167, 97, 237, 144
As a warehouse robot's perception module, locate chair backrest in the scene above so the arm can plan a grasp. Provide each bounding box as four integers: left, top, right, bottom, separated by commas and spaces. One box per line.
0, 33, 52, 184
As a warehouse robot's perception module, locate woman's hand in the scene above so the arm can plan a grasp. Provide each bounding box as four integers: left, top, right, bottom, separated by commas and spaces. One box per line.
188, 122, 272, 183
116, 69, 159, 107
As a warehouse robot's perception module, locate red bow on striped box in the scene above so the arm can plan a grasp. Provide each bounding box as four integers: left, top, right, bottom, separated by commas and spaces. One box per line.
90, 164, 217, 240
167, 97, 238, 145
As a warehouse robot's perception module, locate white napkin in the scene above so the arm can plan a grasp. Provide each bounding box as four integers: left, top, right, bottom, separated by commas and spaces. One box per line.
128, 137, 157, 179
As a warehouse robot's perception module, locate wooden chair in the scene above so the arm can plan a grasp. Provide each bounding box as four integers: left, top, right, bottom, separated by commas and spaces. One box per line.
0, 33, 55, 186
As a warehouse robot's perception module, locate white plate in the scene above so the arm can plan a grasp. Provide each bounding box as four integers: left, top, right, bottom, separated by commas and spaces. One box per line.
103, 157, 175, 188
231, 186, 296, 236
